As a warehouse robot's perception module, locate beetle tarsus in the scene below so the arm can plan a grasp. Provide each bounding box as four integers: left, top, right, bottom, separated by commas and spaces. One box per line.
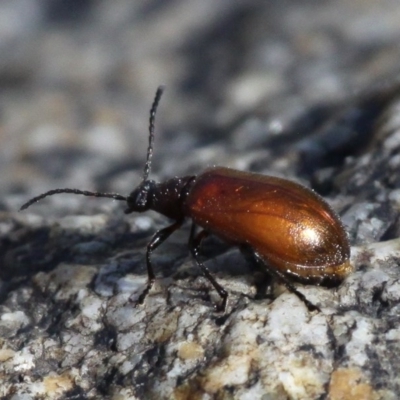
136, 281, 154, 306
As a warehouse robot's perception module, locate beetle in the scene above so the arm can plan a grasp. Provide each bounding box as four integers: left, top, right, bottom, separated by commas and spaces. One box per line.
20, 86, 352, 311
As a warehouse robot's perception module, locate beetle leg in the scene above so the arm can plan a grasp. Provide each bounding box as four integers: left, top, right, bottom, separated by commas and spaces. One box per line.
250, 251, 320, 312
189, 224, 228, 312
137, 219, 184, 305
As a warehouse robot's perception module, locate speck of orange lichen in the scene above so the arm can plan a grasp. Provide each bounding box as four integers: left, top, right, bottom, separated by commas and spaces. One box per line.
178, 341, 204, 360
328, 368, 374, 400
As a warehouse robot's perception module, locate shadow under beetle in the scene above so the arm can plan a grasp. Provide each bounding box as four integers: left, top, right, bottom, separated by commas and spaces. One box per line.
20, 86, 352, 312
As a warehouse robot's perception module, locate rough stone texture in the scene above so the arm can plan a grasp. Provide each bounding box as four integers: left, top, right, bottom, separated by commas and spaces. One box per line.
1, 1, 400, 399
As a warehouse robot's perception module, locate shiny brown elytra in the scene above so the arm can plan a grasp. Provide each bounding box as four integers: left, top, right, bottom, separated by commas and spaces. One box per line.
186, 167, 351, 286
20, 86, 351, 311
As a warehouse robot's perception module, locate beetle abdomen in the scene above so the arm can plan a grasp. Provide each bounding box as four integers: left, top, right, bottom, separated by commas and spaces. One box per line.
185, 167, 352, 286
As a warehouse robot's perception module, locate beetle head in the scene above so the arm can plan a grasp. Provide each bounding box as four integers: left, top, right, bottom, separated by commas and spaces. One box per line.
125, 180, 156, 214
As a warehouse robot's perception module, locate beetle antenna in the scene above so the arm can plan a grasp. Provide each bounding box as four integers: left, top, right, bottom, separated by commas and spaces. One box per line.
19, 189, 127, 211
142, 85, 165, 182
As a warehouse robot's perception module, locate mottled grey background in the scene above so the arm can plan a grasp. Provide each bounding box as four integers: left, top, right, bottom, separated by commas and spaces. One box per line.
1, 1, 400, 399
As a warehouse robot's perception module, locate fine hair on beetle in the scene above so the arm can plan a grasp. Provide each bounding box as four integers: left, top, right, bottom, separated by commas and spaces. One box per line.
20, 86, 352, 312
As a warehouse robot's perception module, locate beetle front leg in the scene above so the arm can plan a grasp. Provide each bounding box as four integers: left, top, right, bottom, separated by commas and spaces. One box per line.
189, 224, 228, 312
136, 219, 183, 305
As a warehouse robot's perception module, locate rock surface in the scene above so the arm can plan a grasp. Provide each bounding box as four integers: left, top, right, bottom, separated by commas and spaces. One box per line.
1, 1, 400, 399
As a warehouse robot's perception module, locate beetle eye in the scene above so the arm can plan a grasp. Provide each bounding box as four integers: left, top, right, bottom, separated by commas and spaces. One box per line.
125, 181, 155, 214
135, 188, 149, 208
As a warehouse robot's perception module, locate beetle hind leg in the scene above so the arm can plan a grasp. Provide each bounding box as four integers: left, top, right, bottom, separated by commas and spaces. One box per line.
245, 248, 320, 312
